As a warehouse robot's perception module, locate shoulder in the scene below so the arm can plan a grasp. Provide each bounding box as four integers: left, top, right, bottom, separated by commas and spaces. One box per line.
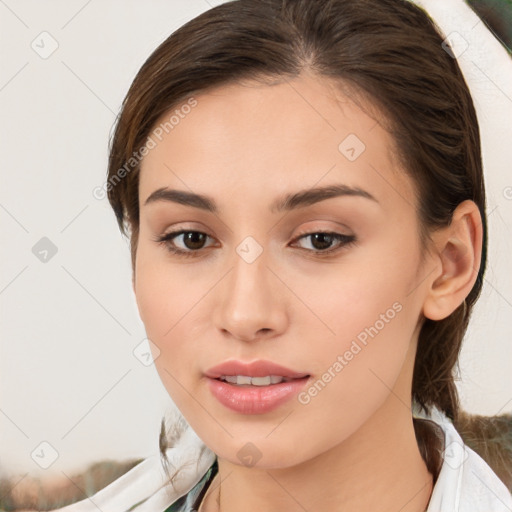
53, 418, 215, 512
458, 445, 512, 511
414, 404, 512, 511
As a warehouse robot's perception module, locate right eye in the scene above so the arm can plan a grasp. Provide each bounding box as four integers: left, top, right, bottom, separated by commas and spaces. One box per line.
153, 230, 216, 257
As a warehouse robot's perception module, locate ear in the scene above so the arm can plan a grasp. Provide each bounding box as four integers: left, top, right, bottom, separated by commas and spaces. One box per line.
422, 200, 483, 321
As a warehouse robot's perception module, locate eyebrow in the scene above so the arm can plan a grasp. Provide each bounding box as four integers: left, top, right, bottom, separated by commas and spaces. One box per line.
143, 184, 378, 213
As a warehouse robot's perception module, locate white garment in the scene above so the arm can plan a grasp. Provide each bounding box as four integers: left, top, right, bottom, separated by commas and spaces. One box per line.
54, 415, 216, 512
54, 403, 512, 511
412, 403, 512, 511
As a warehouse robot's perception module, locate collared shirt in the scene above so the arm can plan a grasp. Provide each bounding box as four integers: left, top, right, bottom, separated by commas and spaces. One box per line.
413, 403, 512, 511
56, 402, 511, 512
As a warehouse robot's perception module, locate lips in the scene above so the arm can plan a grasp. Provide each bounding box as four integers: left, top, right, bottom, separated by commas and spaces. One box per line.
204, 359, 309, 380
204, 360, 311, 414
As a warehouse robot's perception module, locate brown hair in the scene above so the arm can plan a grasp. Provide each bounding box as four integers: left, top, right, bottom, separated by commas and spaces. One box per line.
105, 0, 508, 485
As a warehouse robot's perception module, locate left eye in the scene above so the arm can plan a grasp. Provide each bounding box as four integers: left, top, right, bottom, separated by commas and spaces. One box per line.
292, 232, 356, 253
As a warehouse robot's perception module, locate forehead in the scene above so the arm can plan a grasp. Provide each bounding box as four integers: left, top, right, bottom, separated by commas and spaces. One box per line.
138, 73, 416, 215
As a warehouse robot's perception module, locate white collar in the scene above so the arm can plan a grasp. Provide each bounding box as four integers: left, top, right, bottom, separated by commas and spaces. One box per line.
413, 403, 512, 511
54, 417, 216, 512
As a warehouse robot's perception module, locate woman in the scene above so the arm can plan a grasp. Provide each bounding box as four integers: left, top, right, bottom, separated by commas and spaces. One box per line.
52, 0, 511, 510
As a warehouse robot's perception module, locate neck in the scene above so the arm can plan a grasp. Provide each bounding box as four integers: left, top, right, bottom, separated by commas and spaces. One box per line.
202, 396, 433, 512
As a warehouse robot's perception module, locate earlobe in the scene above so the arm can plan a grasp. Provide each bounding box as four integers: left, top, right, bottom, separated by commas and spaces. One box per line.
422, 200, 483, 321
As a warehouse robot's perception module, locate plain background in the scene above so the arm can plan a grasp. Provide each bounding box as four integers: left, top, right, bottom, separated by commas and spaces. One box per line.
1, 0, 511, 478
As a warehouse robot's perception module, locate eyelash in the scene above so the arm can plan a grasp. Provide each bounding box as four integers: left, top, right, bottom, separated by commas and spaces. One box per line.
153, 229, 357, 259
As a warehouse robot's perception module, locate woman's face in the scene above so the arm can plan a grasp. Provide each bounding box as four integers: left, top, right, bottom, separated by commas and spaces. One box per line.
135, 74, 432, 468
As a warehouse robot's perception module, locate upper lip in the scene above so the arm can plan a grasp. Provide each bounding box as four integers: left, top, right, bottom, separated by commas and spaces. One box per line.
205, 360, 309, 379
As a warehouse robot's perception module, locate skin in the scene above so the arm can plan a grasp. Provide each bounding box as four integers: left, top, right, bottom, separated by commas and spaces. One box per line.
134, 72, 482, 512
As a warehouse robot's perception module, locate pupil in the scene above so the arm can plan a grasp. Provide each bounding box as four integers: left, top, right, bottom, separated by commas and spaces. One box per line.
184, 232, 206, 250
311, 233, 333, 250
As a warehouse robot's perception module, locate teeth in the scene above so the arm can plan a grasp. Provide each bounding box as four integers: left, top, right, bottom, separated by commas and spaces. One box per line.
220, 375, 288, 386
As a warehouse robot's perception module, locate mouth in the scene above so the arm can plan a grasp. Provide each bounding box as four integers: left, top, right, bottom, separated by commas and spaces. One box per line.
206, 374, 311, 414
204, 360, 311, 414
204, 359, 309, 381
214, 375, 310, 387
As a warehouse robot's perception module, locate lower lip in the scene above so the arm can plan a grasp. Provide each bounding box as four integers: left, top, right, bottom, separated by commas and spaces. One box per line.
206, 377, 310, 414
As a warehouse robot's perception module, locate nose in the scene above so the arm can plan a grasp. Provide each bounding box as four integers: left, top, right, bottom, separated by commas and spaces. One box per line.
213, 247, 289, 343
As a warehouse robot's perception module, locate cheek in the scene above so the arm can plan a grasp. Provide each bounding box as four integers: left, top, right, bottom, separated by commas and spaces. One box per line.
134, 242, 192, 333
288, 287, 415, 457
133, 249, 213, 400
296, 273, 410, 386
292, 247, 416, 350
291, 242, 420, 405
135, 269, 193, 413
